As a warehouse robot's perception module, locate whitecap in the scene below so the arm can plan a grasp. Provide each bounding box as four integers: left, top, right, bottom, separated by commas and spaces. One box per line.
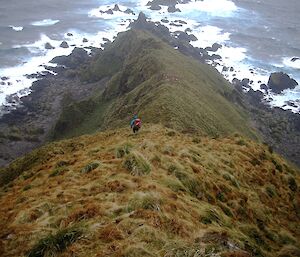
190, 25, 230, 48
282, 57, 300, 70
10, 26, 24, 31
177, 0, 238, 17
31, 19, 60, 26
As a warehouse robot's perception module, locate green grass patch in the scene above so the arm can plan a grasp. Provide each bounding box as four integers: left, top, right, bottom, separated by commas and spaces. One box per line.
27, 226, 83, 257
80, 162, 100, 173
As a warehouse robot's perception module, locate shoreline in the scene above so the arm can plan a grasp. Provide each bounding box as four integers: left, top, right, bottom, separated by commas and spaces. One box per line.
0, 0, 300, 114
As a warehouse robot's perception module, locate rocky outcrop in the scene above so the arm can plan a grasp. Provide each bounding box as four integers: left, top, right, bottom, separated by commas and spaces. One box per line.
60, 41, 69, 48
45, 42, 55, 50
50, 47, 89, 69
268, 72, 298, 94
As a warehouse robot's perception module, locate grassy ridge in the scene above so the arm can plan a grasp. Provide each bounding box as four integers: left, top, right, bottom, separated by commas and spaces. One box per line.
51, 29, 256, 140
0, 125, 299, 256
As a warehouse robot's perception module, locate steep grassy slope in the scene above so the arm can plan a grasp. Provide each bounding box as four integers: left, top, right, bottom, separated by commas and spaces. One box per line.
0, 125, 299, 257
52, 30, 256, 140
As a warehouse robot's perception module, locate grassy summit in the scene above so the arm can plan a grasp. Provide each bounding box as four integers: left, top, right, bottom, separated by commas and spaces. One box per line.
0, 125, 299, 256
52, 29, 256, 140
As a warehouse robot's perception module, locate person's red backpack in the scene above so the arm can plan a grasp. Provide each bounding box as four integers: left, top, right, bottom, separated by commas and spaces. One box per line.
134, 118, 141, 128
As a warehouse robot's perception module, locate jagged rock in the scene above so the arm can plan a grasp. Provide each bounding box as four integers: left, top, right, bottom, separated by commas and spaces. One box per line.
260, 84, 268, 91
230, 67, 234, 72
150, 4, 161, 10
105, 9, 114, 15
168, 6, 181, 13
124, 8, 135, 15
112, 4, 121, 11
175, 20, 187, 24
170, 22, 182, 27
7, 82, 12, 86
60, 41, 69, 48
222, 67, 228, 72
205, 43, 222, 52
185, 28, 192, 33
103, 38, 111, 42
1, 77, 9, 81
291, 57, 299, 62
45, 42, 55, 50
67, 33, 73, 36
50, 47, 89, 68
268, 72, 298, 94
83, 38, 88, 43
161, 19, 169, 23
246, 88, 264, 105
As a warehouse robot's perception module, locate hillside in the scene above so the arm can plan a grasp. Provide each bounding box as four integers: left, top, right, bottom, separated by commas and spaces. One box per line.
51, 29, 256, 140
0, 125, 299, 257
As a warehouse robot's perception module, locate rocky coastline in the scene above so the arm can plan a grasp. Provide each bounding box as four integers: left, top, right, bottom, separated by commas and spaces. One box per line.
0, 13, 299, 167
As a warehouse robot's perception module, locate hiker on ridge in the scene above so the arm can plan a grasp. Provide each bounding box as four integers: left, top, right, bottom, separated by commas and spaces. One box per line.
130, 114, 141, 133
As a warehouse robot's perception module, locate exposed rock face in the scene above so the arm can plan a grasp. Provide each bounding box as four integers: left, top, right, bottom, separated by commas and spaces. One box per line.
60, 41, 69, 48
167, 5, 181, 12
112, 4, 121, 11
124, 8, 135, 15
45, 42, 55, 50
268, 72, 298, 94
205, 43, 222, 52
50, 48, 89, 69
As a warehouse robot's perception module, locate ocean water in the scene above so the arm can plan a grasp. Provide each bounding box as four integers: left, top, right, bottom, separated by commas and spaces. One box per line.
0, 0, 299, 113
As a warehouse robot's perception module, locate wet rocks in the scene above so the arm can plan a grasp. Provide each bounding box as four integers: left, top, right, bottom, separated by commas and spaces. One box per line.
124, 8, 135, 15
205, 43, 222, 52
67, 33, 73, 37
83, 38, 88, 43
50, 47, 89, 69
60, 41, 69, 48
268, 72, 298, 94
168, 6, 181, 13
291, 57, 299, 62
112, 4, 121, 12
45, 43, 55, 50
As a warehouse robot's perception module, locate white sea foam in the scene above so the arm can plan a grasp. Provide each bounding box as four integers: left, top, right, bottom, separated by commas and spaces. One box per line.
10, 26, 24, 31
177, 0, 238, 17
282, 57, 300, 70
0, 19, 131, 108
190, 25, 230, 48
31, 19, 60, 26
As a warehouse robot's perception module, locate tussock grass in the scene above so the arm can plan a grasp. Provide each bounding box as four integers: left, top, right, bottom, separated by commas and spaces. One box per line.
115, 143, 132, 158
80, 162, 100, 173
127, 192, 162, 212
0, 124, 299, 257
27, 226, 83, 257
123, 151, 151, 176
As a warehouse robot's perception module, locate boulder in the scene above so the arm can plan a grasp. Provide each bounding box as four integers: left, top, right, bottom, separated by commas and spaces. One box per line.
60, 41, 69, 48
260, 84, 268, 91
161, 19, 169, 23
168, 6, 181, 13
124, 8, 135, 15
1, 77, 9, 81
291, 57, 299, 62
268, 72, 298, 94
112, 4, 121, 11
83, 38, 88, 43
149, 4, 161, 10
105, 9, 113, 15
45, 42, 55, 50
67, 33, 73, 37
205, 43, 222, 52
